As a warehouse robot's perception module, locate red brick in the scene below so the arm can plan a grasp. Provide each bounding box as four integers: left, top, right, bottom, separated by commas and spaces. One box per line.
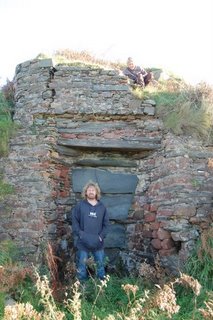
158, 248, 177, 256
142, 230, 152, 238
60, 191, 69, 197
144, 212, 156, 222
61, 133, 76, 138
143, 204, 150, 211
161, 238, 175, 250
135, 223, 143, 232
150, 204, 158, 212
157, 208, 173, 217
51, 191, 58, 197
151, 238, 162, 249
60, 168, 69, 178
54, 169, 61, 178
150, 221, 160, 230
152, 230, 158, 238
157, 228, 171, 240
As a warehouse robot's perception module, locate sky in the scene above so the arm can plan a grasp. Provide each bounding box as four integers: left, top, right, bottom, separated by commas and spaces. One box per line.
0, 0, 213, 86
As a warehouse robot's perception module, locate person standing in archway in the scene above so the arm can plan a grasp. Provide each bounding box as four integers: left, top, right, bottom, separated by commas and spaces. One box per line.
71, 181, 109, 281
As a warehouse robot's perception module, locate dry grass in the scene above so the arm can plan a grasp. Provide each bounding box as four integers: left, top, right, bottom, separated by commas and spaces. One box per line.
52, 49, 124, 70
199, 292, 213, 319
198, 227, 213, 261
4, 302, 42, 320
2, 267, 212, 320
0, 263, 32, 294
138, 255, 167, 288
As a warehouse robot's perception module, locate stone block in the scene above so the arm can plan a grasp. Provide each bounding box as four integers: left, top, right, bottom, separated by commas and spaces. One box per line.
171, 229, 199, 242
159, 248, 177, 256
161, 238, 175, 250
72, 168, 138, 194
144, 212, 156, 222
101, 194, 134, 220
38, 59, 53, 68
93, 85, 129, 91
149, 221, 160, 230
174, 206, 196, 217
143, 99, 156, 106
59, 138, 161, 151
104, 224, 126, 249
151, 238, 162, 249
143, 106, 155, 116
157, 228, 171, 240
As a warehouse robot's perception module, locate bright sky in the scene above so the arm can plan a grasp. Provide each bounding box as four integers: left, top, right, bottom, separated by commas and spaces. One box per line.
0, 0, 213, 86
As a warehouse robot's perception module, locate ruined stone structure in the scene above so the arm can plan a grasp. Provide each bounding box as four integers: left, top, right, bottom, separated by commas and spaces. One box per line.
0, 58, 212, 274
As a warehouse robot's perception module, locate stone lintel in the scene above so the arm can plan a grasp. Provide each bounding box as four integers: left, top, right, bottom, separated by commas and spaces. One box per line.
74, 158, 137, 167
58, 138, 161, 151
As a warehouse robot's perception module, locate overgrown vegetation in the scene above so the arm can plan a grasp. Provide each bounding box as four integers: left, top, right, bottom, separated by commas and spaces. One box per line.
0, 239, 212, 319
185, 227, 213, 290
0, 177, 14, 201
0, 82, 15, 200
0, 82, 15, 156
133, 78, 213, 144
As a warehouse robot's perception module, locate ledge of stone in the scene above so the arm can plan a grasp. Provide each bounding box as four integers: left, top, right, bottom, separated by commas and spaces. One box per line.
58, 138, 161, 151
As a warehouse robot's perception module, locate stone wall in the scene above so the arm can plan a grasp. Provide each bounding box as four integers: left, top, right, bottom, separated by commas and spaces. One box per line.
0, 58, 212, 273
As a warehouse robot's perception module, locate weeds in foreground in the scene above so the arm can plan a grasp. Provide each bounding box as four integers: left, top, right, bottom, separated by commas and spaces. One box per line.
1, 240, 212, 319
2, 267, 212, 320
64, 280, 82, 320
199, 292, 213, 319
34, 269, 65, 320
185, 227, 213, 289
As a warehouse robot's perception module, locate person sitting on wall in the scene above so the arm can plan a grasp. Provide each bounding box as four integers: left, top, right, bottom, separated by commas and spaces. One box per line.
123, 57, 153, 88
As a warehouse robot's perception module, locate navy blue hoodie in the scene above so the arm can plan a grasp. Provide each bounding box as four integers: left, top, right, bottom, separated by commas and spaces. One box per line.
71, 199, 109, 251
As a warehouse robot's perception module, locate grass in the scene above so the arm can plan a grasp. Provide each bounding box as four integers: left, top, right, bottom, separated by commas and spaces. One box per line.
1, 271, 212, 320
0, 239, 212, 320
137, 80, 213, 144
0, 176, 14, 201
184, 227, 213, 290
0, 89, 15, 157
0, 86, 15, 201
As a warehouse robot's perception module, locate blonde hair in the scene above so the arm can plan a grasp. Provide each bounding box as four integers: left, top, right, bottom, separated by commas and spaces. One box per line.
127, 57, 133, 64
82, 180, 101, 200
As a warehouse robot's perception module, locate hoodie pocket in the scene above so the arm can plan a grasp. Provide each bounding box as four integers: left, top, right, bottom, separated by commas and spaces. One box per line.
80, 231, 102, 250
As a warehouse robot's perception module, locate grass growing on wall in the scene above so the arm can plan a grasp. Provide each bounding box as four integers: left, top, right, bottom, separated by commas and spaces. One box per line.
0, 90, 14, 157
0, 87, 15, 200
0, 176, 14, 201
47, 49, 213, 145
136, 79, 213, 144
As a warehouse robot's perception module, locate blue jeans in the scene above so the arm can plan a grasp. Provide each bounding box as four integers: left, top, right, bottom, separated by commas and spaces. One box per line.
76, 249, 106, 281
